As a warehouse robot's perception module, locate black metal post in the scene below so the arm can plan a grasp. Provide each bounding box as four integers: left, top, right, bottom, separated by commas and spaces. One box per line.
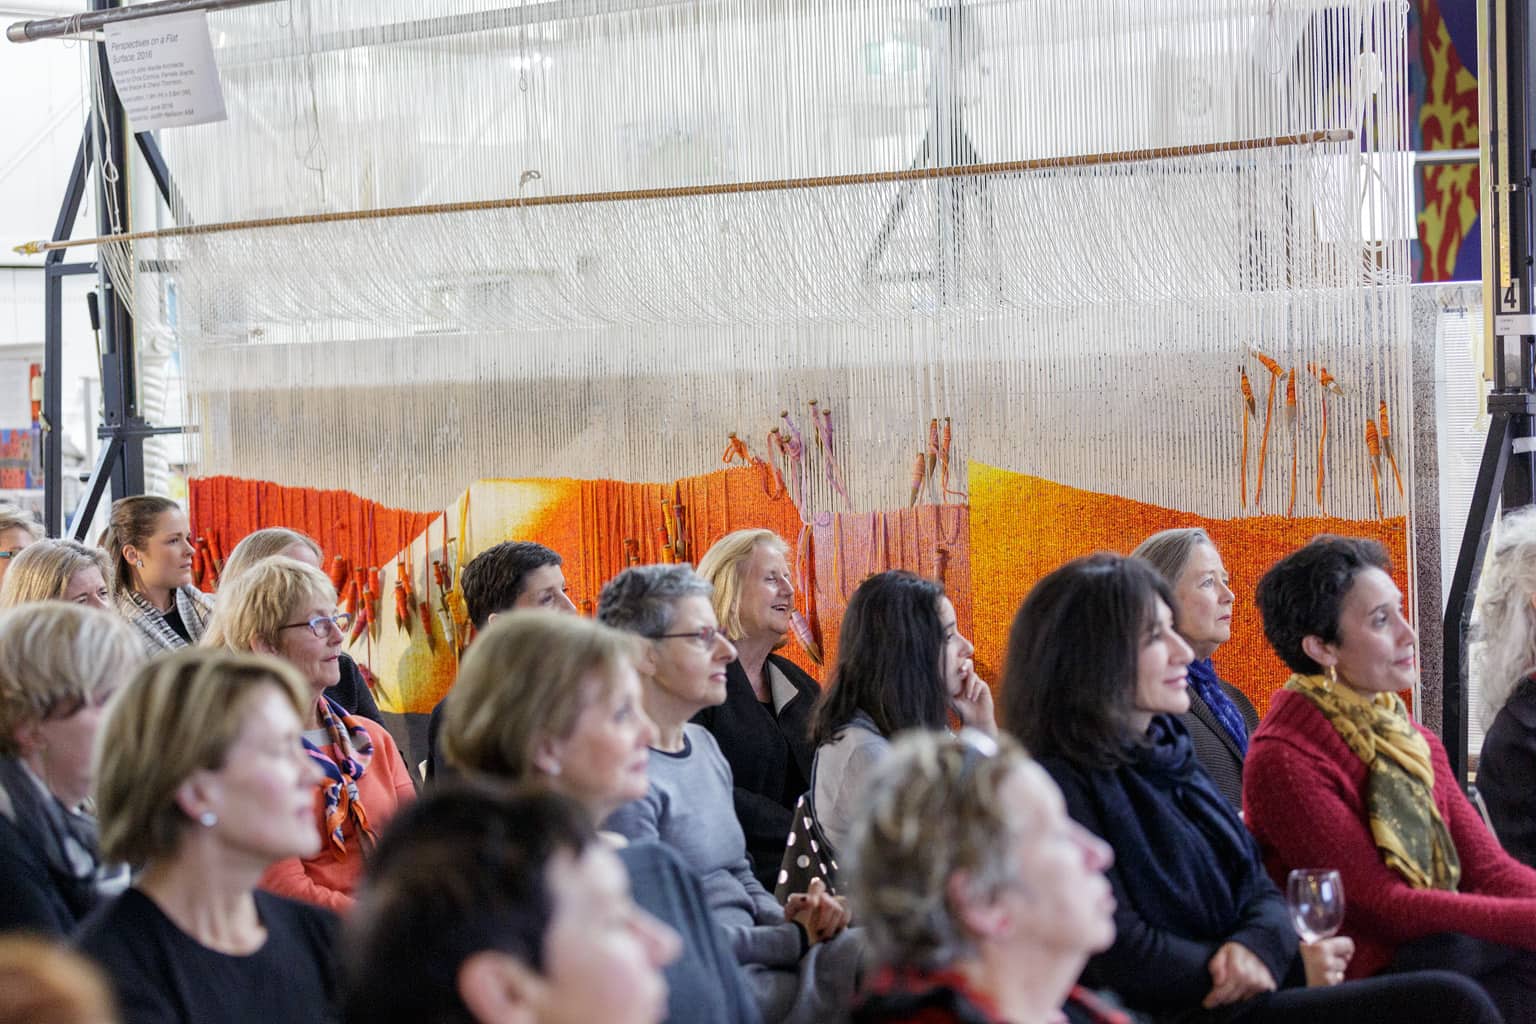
1442, 0, 1536, 783
90, 0, 144, 503
41, 128, 92, 537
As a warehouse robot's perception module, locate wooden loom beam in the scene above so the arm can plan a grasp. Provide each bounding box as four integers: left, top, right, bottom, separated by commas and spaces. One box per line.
15, 128, 1354, 254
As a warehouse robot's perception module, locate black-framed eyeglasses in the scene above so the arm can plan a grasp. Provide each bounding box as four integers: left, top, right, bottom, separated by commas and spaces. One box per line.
651, 625, 728, 647
279, 612, 353, 638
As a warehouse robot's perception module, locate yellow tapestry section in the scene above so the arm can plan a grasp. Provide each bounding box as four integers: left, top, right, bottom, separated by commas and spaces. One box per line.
969, 462, 1409, 716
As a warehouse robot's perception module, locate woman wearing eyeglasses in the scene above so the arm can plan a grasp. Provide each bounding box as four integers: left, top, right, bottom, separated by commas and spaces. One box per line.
599, 564, 864, 1024
202, 556, 415, 911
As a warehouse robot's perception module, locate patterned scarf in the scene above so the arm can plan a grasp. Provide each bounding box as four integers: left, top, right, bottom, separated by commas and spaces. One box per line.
303, 696, 377, 855
117, 586, 212, 656
0, 758, 103, 920
1186, 658, 1249, 755
1285, 673, 1460, 891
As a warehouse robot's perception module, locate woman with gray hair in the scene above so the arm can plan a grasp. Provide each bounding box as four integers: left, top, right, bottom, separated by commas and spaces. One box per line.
845, 730, 1127, 1024
0, 603, 141, 935
0, 503, 43, 591
1131, 528, 1256, 809
599, 563, 863, 1024
1473, 508, 1536, 867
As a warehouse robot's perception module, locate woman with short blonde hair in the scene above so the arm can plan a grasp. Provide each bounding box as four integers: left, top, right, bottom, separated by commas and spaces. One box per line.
0, 503, 43, 591
694, 529, 820, 887
847, 730, 1124, 1024
0, 603, 141, 935
443, 609, 763, 1024
219, 528, 323, 588
214, 528, 382, 726
77, 648, 341, 1024
0, 539, 113, 610
203, 557, 415, 911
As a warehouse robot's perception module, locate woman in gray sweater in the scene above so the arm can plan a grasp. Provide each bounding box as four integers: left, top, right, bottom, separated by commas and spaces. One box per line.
599, 564, 864, 1024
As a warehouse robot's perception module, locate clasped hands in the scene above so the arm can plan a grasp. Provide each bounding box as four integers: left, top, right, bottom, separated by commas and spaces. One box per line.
785, 878, 850, 946
1203, 936, 1354, 1008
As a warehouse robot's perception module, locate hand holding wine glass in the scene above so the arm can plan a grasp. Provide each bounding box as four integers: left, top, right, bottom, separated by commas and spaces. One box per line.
1289, 868, 1350, 986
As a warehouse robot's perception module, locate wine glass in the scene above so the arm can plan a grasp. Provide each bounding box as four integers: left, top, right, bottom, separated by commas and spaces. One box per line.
1287, 868, 1345, 942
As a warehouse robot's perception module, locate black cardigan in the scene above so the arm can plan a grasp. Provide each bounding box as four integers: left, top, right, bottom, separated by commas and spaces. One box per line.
691, 653, 819, 888
0, 811, 83, 935
1181, 679, 1258, 812
1476, 678, 1536, 868
1040, 717, 1296, 1019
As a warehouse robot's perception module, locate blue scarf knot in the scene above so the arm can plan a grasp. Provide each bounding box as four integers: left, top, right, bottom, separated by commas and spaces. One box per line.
1187, 658, 1249, 755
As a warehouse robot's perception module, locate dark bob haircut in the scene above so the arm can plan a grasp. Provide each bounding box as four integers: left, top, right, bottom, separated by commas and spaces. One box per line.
1002, 553, 1176, 768
1255, 535, 1392, 675
809, 571, 951, 749
341, 782, 594, 1024
460, 541, 563, 629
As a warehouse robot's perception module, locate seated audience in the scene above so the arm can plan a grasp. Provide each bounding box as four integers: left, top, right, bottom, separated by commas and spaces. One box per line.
0, 540, 112, 610
1249, 536, 1536, 1019
104, 497, 211, 656
203, 557, 415, 911
846, 730, 1127, 1024
76, 649, 340, 1024
695, 530, 819, 889
217, 528, 381, 725
1131, 528, 1256, 809
0, 504, 43, 590
0, 605, 139, 935
342, 784, 678, 1024
425, 540, 574, 781
1470, 509, 1536, 867
0, 934, 118, 1024
600, 564, 863, 1024
1005, 552, 1503, 1024
808, 570, 994, 860
440, 610, 762, 1024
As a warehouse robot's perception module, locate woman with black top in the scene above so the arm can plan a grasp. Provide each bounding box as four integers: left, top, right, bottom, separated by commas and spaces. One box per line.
105, 496, 212, 658
694, 529, 820, 888
1001, 553, 1501, 1024
1472, 508, 1536, 868
76, 649, 340, 1024
0, 604, 140, 935
1131, 529, 1257, 811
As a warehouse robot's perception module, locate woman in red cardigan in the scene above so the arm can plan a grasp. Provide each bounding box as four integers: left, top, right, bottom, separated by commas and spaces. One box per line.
1248, 535, 1536, 1020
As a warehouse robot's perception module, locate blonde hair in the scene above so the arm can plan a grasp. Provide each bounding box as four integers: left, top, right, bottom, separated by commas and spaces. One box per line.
94, 648, 308, 865
1474, 508, 1536, 724
203, 556, 335, 652
848, 731, 1030, 969
0, 604, 141, 757
0, 540, 113, 609
102, 496, 180, 597
0, 935, 117, 1024
695, 528, 788, 640
442, 610, 640, 781
220, 528, 323, 588
0, 504, 43, 544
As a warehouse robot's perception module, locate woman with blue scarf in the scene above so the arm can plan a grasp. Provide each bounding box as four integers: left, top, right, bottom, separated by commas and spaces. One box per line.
1132, 529, 1256, 811
1000, 553, 1501, 1024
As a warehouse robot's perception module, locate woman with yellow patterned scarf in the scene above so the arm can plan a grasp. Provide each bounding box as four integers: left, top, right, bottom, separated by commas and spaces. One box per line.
1247, 536, 1536, 1022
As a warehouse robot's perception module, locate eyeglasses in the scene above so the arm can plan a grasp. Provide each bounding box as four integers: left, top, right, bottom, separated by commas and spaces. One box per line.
651, 625, 728, 647
0, 550, 22, 560
279, 612, 353, 638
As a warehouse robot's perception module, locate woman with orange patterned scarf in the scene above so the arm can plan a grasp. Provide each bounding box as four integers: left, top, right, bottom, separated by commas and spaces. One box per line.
203, 556, 415, 911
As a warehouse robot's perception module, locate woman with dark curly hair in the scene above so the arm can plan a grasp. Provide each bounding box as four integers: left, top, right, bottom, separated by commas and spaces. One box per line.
1248, 535, 1536, 1021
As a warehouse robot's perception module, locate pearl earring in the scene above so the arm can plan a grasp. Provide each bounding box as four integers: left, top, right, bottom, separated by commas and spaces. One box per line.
136, 559, 145, 569
198, 811, 218, 828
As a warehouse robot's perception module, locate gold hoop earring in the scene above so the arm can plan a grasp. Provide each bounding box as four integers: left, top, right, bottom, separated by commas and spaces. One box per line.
1324, 665, 1338, 690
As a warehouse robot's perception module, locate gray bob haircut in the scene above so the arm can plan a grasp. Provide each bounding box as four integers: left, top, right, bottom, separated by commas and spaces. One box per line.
1131, 527, 1215, 586
596, 564, 713, 639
